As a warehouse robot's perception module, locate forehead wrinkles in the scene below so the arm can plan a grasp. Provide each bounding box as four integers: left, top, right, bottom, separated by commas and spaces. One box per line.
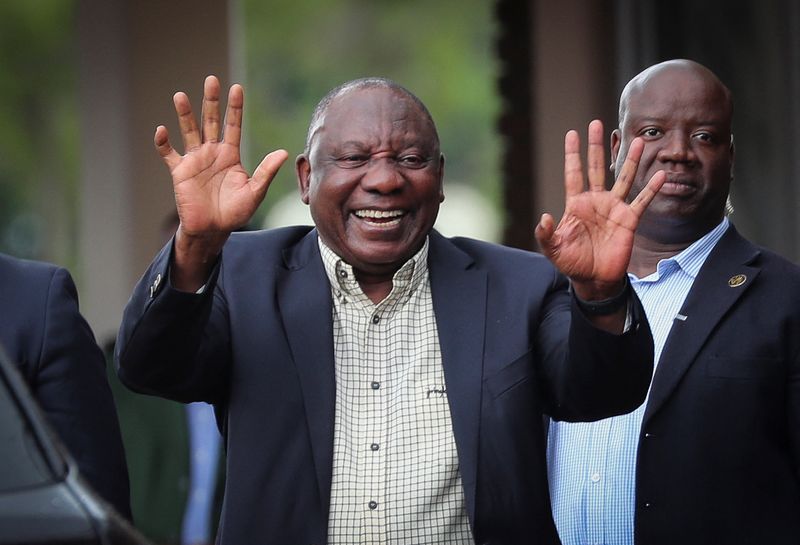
320, 91, 430, 149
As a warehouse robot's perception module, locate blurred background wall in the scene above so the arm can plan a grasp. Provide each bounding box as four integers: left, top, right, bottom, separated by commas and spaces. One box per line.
0, 0, 797, 341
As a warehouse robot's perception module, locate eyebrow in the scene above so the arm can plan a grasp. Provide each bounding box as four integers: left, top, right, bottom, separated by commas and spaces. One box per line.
627, 114, 728, 127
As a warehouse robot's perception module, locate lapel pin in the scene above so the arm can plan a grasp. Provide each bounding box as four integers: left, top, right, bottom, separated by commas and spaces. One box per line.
728, 274, 747, 288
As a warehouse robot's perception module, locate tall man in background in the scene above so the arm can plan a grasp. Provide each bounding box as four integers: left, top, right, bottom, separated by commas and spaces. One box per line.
548, 59, 800, 545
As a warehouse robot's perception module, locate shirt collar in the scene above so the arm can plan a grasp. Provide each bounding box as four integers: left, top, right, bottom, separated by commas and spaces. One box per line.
318, 236, 430, 303
632, 217, 730, 282
673, 217, 730, 278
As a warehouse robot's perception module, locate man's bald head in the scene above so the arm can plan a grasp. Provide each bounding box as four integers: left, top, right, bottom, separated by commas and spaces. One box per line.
618, 59, 733, 128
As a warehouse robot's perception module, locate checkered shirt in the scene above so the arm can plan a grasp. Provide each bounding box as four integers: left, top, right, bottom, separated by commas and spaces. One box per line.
319, 237, 473, 544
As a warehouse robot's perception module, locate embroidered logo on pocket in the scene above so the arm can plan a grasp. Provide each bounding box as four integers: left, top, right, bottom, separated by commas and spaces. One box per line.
426, 387, 447, 399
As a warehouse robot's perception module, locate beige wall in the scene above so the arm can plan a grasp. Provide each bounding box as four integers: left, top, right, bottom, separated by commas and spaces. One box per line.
77, 0, 232, 341
530, 0, 617, 226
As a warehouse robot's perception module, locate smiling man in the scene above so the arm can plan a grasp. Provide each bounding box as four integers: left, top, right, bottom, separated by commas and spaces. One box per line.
117, 76, 664, 545
296, 84, 445, 303
547, 60, 800, 545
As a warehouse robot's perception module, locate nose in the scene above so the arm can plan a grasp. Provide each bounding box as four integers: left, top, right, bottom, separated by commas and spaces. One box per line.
361, 157, 404, 194
657, 131, 695, 163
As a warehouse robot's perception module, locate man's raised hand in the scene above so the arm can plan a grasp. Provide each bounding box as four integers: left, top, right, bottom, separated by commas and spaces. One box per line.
155, 75, 288, 236
534, 119, 664, 302
155, 76, 288, 291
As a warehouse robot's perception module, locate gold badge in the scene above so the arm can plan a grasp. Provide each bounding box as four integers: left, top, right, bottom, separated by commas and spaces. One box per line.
728, 274, 747, 287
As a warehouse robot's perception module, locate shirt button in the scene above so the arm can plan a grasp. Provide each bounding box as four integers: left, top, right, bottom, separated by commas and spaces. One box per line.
338, 269, 348, 278
372, 314, 381, 324
590, 472, 601, 483
370, 443, 379, 451
371, 381, 380, 390
368, 501, 378, 510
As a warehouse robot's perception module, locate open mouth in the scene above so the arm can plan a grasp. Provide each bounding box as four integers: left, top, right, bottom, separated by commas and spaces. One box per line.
354, 209, 405, 227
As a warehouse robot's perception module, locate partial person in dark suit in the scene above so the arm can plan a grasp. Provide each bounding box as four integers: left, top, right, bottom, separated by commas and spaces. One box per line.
117, 75, 665, 544
547, 59, 800, 545
0, 252, 131, 518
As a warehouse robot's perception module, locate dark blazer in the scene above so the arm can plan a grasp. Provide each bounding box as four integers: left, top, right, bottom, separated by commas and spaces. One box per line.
0, 253, 131, 518
117, 227, 654, 545
635, 225, 800, 544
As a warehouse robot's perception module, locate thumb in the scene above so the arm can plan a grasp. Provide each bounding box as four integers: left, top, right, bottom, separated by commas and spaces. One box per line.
250, 149, 289, 201
534, 213, 556, 254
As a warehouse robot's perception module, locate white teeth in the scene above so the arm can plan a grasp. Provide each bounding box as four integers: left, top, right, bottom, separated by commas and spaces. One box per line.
355, 209, 404, 219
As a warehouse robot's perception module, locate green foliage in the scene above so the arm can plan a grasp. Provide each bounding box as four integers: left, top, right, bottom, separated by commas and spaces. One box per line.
241, 0, 501, 224
0, 0, 78, 263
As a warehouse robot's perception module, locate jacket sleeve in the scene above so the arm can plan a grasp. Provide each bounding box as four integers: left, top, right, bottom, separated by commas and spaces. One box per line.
536, 269, 654, 422
115, 239, 232, 406
789, 345, 800, 485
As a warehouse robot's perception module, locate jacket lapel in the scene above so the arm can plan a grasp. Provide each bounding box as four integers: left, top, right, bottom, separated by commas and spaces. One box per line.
643, 226, 761, 424
428, 232, 487, 525
276, 230, 336, 514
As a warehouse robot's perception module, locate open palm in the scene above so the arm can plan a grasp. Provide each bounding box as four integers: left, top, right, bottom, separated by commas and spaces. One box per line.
535, 120, 665, 296
155, 76, 288, 236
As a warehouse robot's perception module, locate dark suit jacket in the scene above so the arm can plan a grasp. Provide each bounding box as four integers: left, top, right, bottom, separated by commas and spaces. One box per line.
0, 253, 131, 518
635, 225, 800, 544
117, 227, 654, 545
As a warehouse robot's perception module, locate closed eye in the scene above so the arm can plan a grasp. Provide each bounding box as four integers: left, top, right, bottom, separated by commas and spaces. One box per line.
336, 154, 369, 167
398, 154, 430, 168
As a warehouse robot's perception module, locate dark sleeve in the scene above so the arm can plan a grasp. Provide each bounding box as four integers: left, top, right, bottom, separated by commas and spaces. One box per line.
789, 343, 800, 485
34, 267, 132, 518
116, 239, 231, 405
536, 271, 654, 422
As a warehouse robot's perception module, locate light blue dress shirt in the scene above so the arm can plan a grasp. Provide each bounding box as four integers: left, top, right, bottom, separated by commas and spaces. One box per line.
546, 218, 730, 545
181, 401, 223, 545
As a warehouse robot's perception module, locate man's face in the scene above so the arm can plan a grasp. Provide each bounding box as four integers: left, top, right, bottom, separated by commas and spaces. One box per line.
296, 87, 444, 277
611, 65, 734, 243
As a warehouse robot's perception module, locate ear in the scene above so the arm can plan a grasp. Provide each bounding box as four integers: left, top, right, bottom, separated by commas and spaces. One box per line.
729, 133, 736, 179
437, 153, 446, 203
610, 129, 622, 166
295, 154, 311, 204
